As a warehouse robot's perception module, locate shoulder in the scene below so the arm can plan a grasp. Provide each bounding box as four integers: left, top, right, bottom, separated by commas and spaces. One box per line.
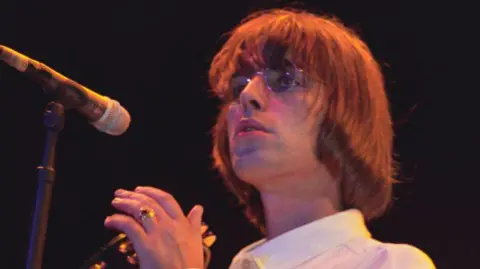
351, 238, 435, 269
230, 239, 266, 261
380, 242, 436, 269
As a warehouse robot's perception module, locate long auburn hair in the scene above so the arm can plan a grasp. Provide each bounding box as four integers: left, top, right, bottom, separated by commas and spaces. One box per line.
208, 8, 397, 233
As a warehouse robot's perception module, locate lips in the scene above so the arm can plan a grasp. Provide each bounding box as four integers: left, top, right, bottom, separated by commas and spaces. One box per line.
234, 119, 270, 137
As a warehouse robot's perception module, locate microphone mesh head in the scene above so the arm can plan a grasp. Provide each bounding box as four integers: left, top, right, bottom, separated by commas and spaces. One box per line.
0, 45, 30, 72
91, 97, 131, 136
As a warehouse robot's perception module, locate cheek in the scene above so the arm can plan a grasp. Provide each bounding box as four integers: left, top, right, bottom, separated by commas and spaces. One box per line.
270, 95, 308, 128
270, 94, 320, 145
226, 104, 242, 141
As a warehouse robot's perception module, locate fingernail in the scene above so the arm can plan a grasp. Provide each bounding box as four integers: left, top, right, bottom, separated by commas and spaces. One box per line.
104, 216, 110, 224
135, 186, 144, 191
112, 198, 121, 204
115, 189, 124, 195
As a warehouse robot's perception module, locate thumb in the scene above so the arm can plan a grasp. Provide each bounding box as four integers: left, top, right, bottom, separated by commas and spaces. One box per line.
187, 204, 204, 229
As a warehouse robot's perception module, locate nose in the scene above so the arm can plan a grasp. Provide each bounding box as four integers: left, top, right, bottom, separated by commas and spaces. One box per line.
239, 75, 268, 115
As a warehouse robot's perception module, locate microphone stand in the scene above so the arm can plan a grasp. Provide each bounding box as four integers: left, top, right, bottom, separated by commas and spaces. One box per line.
25, 101, 65, 269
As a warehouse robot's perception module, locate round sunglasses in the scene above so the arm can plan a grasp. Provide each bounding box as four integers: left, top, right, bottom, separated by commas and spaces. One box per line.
229, 67, 305, 99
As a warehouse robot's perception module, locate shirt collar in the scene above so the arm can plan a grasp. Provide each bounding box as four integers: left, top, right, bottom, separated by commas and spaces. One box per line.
230, 209, 371, 269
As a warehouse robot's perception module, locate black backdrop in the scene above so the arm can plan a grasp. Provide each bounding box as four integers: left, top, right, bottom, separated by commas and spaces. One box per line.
0, 1, 477, 268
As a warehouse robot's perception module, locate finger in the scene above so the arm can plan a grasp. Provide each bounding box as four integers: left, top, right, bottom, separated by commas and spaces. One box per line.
187, 205, 204, 231
114, 190, 169, 221
135, 186, 184, 219
138, 207, 159, 233
111, 197, 165, 233
104, 214, 149, 253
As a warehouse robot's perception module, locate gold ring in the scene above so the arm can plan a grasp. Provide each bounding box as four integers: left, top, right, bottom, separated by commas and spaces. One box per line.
139, 207, 155, 222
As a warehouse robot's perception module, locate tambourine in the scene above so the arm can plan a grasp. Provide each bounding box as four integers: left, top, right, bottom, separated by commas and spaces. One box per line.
79, 223, 216, 269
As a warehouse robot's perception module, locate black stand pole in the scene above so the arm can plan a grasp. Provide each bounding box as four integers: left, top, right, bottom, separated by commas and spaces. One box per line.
25, 101, 65, 269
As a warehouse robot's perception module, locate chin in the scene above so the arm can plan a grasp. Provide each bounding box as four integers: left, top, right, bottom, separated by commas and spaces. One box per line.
231, 152, 282, 184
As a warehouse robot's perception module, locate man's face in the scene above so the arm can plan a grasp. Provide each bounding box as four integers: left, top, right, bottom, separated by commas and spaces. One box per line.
226, 51, 325, 192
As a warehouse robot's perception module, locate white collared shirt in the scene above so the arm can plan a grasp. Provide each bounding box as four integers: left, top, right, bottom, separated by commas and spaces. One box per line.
228, 209, 435, 269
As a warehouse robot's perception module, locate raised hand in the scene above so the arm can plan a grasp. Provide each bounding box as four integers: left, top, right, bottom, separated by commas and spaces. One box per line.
104, 186, 205, 269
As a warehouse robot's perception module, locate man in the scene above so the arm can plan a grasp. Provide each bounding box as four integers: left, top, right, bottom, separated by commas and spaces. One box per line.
104, 8, 436, 269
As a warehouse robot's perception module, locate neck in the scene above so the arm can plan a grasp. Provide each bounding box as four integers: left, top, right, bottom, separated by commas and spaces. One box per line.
261, 194, 340, 239
259, 168, 341, 239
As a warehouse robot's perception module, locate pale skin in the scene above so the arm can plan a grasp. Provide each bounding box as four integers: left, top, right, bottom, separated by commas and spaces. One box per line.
104, 54, 343, 268
226, 56, 343, 239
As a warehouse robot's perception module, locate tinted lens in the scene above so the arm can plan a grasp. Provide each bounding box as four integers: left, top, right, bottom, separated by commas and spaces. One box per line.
230, 75, 250, 98
229, 68, 299, 98
265, 69, 297, 92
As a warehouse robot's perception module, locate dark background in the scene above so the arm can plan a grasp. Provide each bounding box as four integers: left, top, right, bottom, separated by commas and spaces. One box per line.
0, 1, 477, 268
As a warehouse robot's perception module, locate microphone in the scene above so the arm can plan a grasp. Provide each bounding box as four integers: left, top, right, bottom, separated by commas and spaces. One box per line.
0, 45, 131, 135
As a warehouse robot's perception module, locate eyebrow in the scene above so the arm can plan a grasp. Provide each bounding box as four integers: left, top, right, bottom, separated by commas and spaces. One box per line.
282, 58, 295, 69
237, 51, 261, 70
235, 54, 295, 72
